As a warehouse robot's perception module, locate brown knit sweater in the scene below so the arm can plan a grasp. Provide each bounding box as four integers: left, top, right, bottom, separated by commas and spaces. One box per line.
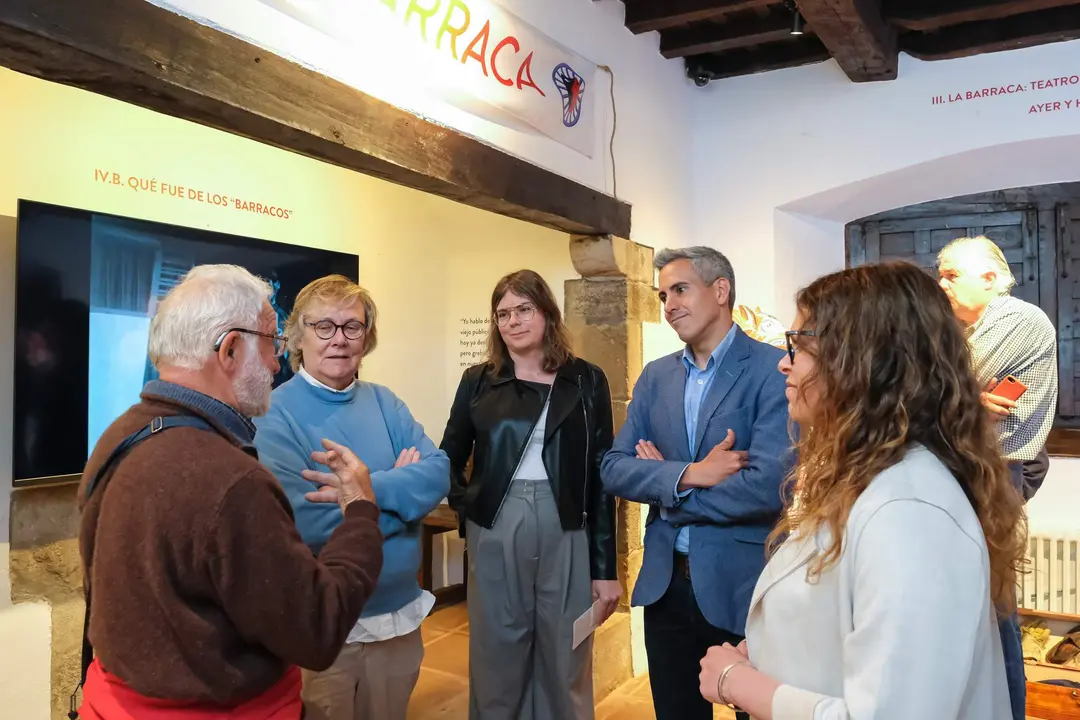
77, 387, 383, 704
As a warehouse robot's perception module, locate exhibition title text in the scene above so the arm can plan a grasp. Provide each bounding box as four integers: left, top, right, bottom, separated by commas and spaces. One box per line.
94, 169, 293, 220
929, 73, 1080, 115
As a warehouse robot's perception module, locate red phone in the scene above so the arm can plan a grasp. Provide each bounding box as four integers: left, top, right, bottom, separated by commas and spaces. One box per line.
989, 375, 1027, 402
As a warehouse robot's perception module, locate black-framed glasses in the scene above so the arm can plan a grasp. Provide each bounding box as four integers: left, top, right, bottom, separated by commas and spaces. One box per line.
305, 319, 367, 340
784, 329, 817, 363
495, 303, 536, 326
213, 328, 288, 357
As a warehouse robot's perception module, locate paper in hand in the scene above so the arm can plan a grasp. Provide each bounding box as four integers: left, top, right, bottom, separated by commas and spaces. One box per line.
572, 599, 604, 650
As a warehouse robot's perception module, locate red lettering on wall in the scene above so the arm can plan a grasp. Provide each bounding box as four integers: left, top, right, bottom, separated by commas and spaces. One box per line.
516, 51, 545, 97
491, 36, 520, 87
934, 72, 1080, 108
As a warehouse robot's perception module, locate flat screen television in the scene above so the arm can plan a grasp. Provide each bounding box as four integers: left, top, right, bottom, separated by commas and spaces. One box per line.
12, 200, 359, 486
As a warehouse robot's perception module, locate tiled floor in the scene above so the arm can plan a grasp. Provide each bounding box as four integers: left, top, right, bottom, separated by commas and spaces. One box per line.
408, 601, 736, 720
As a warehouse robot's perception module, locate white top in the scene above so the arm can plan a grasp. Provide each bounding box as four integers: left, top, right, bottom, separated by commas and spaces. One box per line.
298, 366, 434, 644
746, 445, 1011, 720
513, 391, 551, 481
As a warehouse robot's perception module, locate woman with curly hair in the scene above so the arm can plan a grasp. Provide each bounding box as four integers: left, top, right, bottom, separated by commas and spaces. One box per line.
698, 262, 1025, 719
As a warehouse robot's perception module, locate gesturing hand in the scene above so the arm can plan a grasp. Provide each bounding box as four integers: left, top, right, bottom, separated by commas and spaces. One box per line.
635, 440, 665, 461
394, 447, 421, 467
679, 429, 748, 491
302, 438, 375, 511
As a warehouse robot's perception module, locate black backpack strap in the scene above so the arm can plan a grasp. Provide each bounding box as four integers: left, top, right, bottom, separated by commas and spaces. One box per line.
69, 415, 216, 719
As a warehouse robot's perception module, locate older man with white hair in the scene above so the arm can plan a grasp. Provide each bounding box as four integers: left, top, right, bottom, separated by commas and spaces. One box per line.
937, 236, 1058, 493
74, 264, 384, 720
938, 235, 1059, 720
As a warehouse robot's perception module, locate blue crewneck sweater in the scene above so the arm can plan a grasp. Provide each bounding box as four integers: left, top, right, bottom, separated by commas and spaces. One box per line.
254, 374, 450, 617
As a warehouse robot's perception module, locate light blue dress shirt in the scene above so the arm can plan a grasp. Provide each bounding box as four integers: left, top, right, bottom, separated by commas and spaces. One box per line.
667, 323, 737, 554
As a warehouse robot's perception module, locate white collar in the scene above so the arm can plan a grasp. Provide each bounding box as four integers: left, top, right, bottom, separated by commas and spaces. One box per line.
299, 365, 356, 393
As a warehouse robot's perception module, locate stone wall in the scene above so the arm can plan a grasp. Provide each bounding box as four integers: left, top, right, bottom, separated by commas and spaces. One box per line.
564, 234, 660, 701
9, 483, 83, 720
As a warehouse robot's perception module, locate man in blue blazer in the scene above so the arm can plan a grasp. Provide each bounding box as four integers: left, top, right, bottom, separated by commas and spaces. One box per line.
601, 246, 792, 720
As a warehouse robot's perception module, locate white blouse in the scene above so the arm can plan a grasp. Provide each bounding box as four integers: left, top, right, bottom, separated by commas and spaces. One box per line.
513, 391, 551, 481
745, 445, 1012, 720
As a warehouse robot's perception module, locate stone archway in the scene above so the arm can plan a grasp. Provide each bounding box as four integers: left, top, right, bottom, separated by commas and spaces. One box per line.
564, 234, 660, 698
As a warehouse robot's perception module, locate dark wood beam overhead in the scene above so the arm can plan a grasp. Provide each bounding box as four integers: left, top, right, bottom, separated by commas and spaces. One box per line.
891, 0, 1080, 32
795, 0, 898, 81
0, 0, 632, 239
660, 10, 808, 59
688, 37, 832, 80
625, 0, 771, 34
901, 4, 1080, 60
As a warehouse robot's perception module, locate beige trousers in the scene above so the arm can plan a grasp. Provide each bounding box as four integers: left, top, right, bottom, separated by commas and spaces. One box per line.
301, 628, 424, 720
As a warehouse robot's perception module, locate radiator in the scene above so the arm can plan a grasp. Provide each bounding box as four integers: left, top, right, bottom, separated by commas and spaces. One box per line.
1018, 534, 1080, 614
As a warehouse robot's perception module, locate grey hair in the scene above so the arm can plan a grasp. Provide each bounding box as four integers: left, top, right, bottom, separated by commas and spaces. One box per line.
938, 236, 1016, 295
148, 264, 273, 370
654, 246, 737, 309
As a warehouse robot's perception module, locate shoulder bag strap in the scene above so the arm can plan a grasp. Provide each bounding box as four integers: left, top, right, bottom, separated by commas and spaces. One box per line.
69, 415, 216, 719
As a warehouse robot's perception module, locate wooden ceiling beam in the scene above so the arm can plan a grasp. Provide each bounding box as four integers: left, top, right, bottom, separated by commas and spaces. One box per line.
0, 0, 631, 238
891, 0, 1080, 32
660, 11, 806, 59
795, 0, 898, 81
687, 37, 832, 81
901, 5, 1080, 61
624, 0, 771, 34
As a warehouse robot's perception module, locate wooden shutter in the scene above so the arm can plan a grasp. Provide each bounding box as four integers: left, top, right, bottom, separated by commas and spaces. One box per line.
1056, 203, 1080, 418
847, 210, 1040, 307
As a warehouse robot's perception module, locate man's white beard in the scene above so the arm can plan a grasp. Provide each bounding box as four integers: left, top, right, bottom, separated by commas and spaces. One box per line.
233, 345, 274, 417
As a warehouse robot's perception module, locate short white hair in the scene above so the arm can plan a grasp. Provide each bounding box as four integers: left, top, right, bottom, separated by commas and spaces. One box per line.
938, 236, 1016, 296
148, 264, 273, 370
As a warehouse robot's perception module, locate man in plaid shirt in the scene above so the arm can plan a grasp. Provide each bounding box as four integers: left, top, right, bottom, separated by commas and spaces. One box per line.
938, 235, 1059, 720
937, 236, 1058, 488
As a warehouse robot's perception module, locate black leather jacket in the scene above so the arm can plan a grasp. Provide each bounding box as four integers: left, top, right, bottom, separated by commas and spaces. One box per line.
440, 357, 617, 581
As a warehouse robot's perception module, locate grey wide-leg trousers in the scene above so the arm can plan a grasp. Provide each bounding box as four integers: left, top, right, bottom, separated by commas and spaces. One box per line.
465, 479, 594, 720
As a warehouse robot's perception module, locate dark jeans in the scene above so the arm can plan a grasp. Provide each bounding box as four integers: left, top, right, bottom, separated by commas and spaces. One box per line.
1002, 461, 1028, 720
999, 611, 1026, 720
644, 556, 750, 720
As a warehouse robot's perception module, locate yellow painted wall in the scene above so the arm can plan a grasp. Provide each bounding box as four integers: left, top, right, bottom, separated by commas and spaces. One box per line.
0, 66, 577, 717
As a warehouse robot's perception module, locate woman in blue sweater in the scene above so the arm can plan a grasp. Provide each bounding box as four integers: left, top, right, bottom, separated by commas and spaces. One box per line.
254, 275, 450, 720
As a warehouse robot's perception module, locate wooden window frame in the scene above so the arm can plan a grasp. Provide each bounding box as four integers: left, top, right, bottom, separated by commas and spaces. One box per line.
846, 186, 1080, 457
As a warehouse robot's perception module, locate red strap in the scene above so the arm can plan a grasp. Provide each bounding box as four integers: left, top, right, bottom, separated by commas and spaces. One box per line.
79, 659, 302, 720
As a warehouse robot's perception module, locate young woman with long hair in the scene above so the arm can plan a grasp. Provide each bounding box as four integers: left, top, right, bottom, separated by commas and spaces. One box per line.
440, 269, 621, 719
698, 262, 1025, 719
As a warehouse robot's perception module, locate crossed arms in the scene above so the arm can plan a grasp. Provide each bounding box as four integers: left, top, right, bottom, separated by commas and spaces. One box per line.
600, 363, 791, 526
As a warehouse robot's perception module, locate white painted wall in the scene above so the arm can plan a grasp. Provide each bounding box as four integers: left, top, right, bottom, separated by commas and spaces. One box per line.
683, 40, 1080, 538
0, 543, 50, 720
687, 40, 1080, 321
